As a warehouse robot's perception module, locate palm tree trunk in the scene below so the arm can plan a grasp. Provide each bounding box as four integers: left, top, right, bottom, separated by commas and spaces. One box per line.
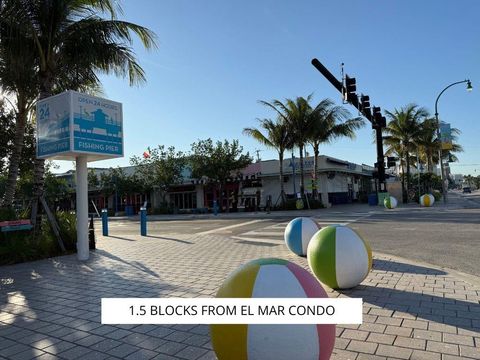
313, 145, 319, 200
401, 157, 407, 203
31, 74, 54, 227
299, 145, 305, 196
2, 97, 27, 207
406, 151, 411, 202
279, 150, 285, 208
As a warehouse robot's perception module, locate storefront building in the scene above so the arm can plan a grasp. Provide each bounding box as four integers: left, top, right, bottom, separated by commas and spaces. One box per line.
55, 155, 373, 214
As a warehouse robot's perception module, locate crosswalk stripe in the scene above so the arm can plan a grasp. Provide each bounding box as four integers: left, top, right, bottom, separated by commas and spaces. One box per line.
197, 219, 267, 235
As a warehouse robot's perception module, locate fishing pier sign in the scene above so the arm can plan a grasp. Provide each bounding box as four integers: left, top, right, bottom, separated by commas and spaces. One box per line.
36, 90, 123, 261
37, 90, 123, 161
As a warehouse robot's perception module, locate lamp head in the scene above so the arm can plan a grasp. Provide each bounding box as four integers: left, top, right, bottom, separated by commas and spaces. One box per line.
467, 80, 473, 92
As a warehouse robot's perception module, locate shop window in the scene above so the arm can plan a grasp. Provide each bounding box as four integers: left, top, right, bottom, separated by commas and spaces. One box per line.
172, 192, 197, 209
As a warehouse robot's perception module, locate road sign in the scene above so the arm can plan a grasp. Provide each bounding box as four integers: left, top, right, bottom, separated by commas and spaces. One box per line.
37, 91, 123, 161
439, 122, 453, 150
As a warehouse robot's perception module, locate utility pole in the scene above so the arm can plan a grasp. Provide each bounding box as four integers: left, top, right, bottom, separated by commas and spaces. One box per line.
311, 58, 387, 192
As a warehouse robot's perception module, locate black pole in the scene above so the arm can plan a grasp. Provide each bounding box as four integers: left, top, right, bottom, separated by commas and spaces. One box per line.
89, 214, 96, 250
374, 126, 386, 191
311, 59, 343, 93
434, 79, 470, 204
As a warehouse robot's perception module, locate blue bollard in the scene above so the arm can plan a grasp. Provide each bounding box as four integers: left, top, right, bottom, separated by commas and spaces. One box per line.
140, 207, 147, 236
213, 200, 218, 216
101, 209, 108, 236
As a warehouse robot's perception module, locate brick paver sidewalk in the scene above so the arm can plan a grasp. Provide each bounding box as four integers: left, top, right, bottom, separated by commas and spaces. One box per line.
1, 231, 479, 359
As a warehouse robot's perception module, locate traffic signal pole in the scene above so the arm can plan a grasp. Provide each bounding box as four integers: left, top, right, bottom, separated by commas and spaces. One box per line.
374, 124, 387, 191
311, 58, 387, 192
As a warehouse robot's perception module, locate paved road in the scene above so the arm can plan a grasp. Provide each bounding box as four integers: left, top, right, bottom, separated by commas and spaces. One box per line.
101, 193, 479, 275
351, 205, 480, 276
458, 188, 480, 207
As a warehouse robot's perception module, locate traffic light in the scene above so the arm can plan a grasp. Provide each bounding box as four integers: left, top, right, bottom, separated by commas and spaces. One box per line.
380, 116, 387, 128
387, 157, 397, 168
372, 106, 381, 128
360, 95, 371, 118
344, 75, 357, 103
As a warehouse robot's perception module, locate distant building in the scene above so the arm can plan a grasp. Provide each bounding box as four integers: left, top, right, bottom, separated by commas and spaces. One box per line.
453, 174, 464, 187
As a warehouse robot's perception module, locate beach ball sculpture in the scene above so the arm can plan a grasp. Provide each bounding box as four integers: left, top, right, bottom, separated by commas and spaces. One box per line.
384, 196, 398, 209
308, 225, 372, 289
420, 194, 435, 207
284, 217, 320, 256
210, 258, 335, 360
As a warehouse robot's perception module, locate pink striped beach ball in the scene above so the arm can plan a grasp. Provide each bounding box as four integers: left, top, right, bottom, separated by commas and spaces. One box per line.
210, 258, 335, 360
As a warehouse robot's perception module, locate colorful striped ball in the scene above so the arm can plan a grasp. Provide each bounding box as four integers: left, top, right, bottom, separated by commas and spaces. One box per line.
210, 258, 335, 360
307, 225, 372, 289
384, 196, 398, 209
420, 194, 435, 207
284, 217, 320, 256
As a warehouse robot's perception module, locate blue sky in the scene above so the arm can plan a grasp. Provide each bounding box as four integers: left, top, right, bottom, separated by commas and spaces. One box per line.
56, 0, 480, 175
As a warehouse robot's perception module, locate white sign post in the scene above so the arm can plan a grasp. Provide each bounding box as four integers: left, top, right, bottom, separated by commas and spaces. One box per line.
37, 91, 123, 261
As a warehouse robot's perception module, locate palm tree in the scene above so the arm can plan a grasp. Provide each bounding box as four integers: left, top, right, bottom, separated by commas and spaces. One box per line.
415, 118, 438, 173
308, 99, 364, 200
243, 118, 292, 207
416, 118, 463, 174
384, 104, 429, 202
1, 0, 156, 225
0, 1, 39, 206
260, 95, 313, 197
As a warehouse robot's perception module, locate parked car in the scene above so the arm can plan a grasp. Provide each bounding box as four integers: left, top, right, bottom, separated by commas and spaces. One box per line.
462, 187, 472, 194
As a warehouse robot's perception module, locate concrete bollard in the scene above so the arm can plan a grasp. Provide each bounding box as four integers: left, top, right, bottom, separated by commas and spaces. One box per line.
101, 209, 108, 236
140, 207, 147, 236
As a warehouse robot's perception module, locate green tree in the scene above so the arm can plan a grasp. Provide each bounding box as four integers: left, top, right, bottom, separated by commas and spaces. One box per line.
0, 99, 36, 196
44, 172, 70, 205
260, 96, 313, 197
0, 1, 39, 206
463, 174, 474, 188
416, 118, 463, 173
98, 167, 137, 211
474, 175, 480, 190
0, 99, 15, 173
189, 139, 252, 212
415, 118, 439, 173
130, 146, 186, 205
88, 169, 99, 191
308, 99, 364, 199
243, 118, 291, 207
384, 104, 429, 203
0, 0, 156, 225
0, 1, 101, 207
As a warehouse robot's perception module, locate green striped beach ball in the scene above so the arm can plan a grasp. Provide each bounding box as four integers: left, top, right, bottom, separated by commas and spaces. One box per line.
307, 225, 372, 289
384, 196, 398, 209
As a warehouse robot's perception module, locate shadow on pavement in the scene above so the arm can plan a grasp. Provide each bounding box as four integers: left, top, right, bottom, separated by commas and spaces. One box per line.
0, 252, 195, 359
95, 249, 160, 278
373, 259, 447, 276
340, 284, 480, 332
145, 235, 193, 244
108, 235, 136, 242
235, 240, 280, 247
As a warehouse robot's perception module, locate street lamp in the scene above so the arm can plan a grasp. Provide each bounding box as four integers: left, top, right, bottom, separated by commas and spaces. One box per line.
434, 79, 472, 204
